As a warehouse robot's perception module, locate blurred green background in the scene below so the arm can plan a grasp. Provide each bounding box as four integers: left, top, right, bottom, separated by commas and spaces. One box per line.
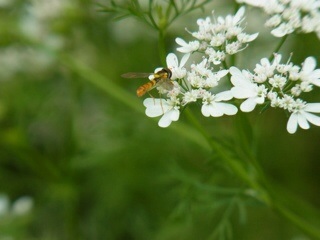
0, 0, 320, 239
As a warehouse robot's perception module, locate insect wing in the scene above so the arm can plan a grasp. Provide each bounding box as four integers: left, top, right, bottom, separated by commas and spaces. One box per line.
157, 78, 174, 91
121, 72, 152, 78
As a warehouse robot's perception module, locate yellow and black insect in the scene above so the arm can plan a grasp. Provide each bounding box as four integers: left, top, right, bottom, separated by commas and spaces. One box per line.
121, 68, 173, 97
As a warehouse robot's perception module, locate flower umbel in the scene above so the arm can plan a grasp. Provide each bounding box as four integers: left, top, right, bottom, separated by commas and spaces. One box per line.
230, 54, 320, 133
238, 0, 320, 38
127, 5, 320, 134
176, 6, 258, 65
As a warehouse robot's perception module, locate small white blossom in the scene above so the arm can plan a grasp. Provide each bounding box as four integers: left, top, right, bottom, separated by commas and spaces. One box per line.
287, 102, 320, 134
210, 33, 226, 47
205, 48, 226, 65
225, 41, 242, 55
166, 53, 190, 80
269, 74, 287, 88
230, 67, 267, 112
176, 38, 200, 53
143, 98, 180, 128
279, 94, 295, 110
265, 14, 282, 27
201, 91, 238, 117
183, 89, 199, 104
291, 85, 302, 96
299, 56, 320, 86
11, 196, 34, 216
237, 32, 259, 43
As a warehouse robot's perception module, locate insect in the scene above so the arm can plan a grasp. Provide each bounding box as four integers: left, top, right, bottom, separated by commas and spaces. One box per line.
121, 68, 173, 97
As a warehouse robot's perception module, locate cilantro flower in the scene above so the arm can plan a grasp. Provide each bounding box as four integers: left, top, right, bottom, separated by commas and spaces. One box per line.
175, 37, 200, 53
201, 91, 238, 117
176, 6, 258, 65
143, 98, 180, 128
230, 67, 267, 112
287, 102, 320, 134
166, 52, 190, 80
237, 0, 320, 38
299, 56, 320, 86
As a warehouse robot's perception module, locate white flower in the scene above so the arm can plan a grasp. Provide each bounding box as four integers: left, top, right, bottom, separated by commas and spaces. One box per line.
183, 89, 199, 104
271, 22, 295, 37
166, 53, 190, 80
219, 6, 246, 28
269, 74, 287, 88
11, 196, 33, 216
205, 48, 226, 65
201, 91, 238, 117
143, 98, 180, 128
254, 55, 281, 78
241, 0, 320, 39
287, 102, 320, 134
299, 57, 320, 86
175, 38, 200, 53
230, 67, 267, 112
237, 32, 259, 43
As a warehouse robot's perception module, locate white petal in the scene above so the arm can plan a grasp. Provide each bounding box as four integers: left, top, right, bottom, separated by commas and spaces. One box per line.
310, 69, 320, 78
180, 53, 190, 68
240, 98, 257, 112
230, 67, 252, 86
255, 96, 265, 104
169, 108, 180, 121
158, 114, 172, 128
272, 54, 282, 66
215, 90, 233, 101
304, 112, 320, 126
302, 57, 316, 73
209, 104, 223, 117
216, 69, 229, 78
246, 32, 259, 42
297, 113, 310, 129
143, 98, 161, 107
201, 104, 211, 117
175, 37, 188, 47
166, 53, 178, 68
158, 109, 179, 128
177, 47, 192, 53
260, 58, 270, 66
233, 6, 245, 25
145, 106, 165, 117
271, 23, 289, 37
311, 79, 320, 87
217, 102, 238, 115
287, 113, 298, 134
143, 98, 170, 117
305, 103, 320, 113
231, 87, 256, 99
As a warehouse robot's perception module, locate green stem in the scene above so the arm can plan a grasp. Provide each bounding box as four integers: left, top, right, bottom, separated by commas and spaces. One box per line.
184, 109, 270, 204
158, 29, 167, 66
185, 108, 320, 239
269, 35, 288, 61
274, 202, 320, 239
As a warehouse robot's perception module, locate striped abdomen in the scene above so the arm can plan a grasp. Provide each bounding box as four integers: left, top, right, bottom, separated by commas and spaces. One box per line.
136, 79, 157, 97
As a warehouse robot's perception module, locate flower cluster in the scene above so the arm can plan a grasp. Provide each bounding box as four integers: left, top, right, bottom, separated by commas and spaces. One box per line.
230, 54, 320, 133
237, 0, 320, 38
144, 53, 238, 127
175, 6, 258, 65
139, 5, 320, 134
144, 7, 259, 127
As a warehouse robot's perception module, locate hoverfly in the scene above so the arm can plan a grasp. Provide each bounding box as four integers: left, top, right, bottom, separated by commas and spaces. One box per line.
121, 68, 173, 97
